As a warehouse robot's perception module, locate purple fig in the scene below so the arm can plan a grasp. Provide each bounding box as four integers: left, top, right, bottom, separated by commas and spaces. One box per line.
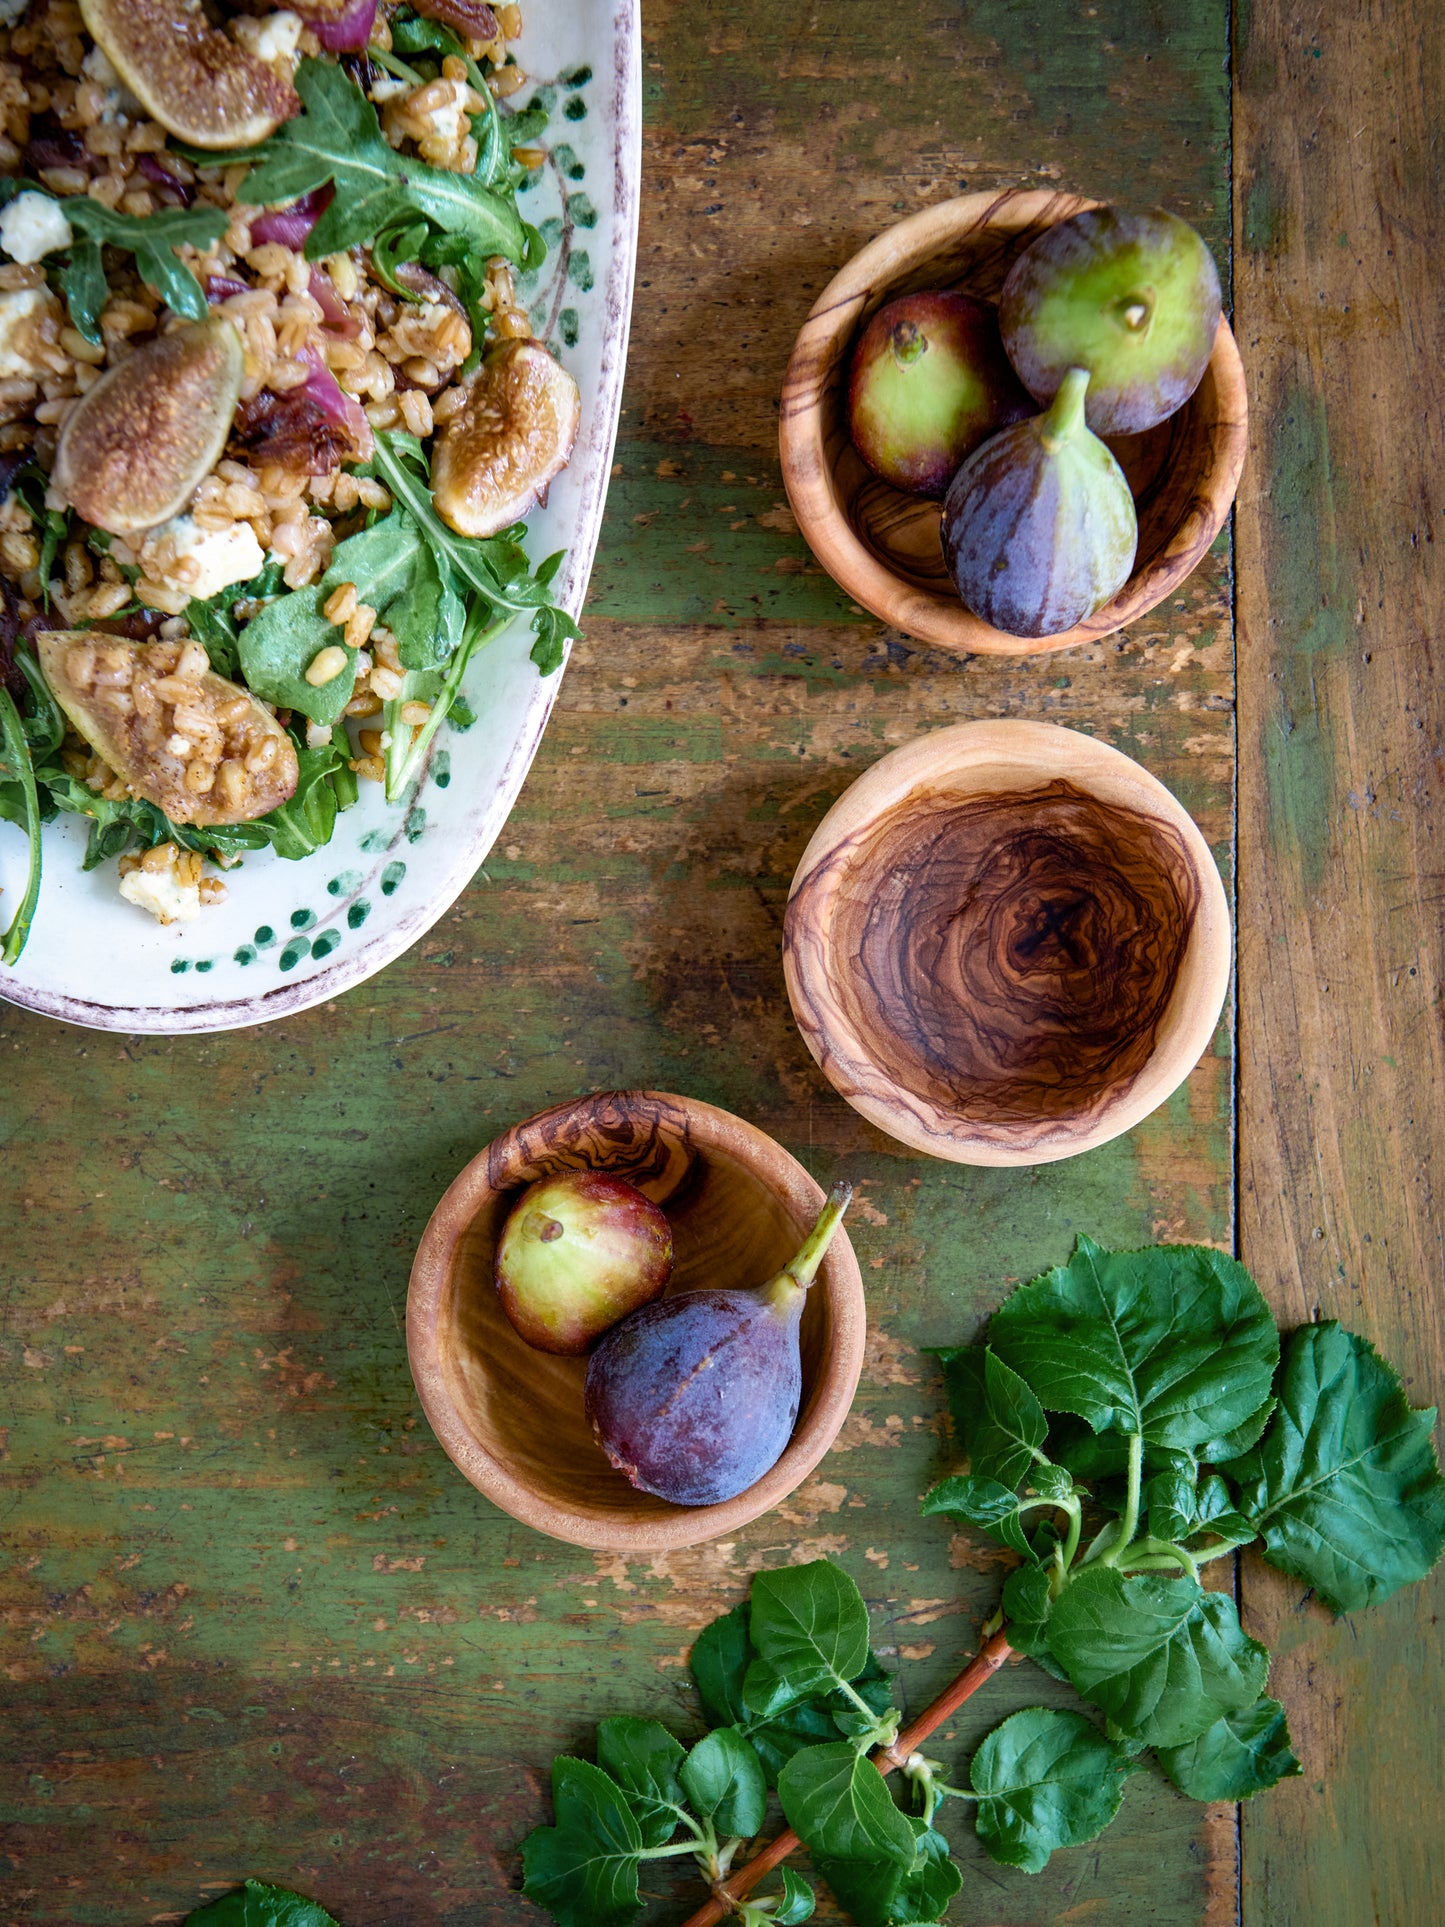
584, 1181, 853, 1507
999, 207, 1222, 435
494, 1170, 673, 1355
847, 291, 1034, 496
941, 366, 1137, 638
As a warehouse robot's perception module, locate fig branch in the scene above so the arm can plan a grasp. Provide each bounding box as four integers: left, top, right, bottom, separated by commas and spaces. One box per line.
678, 1626, 1014, 1927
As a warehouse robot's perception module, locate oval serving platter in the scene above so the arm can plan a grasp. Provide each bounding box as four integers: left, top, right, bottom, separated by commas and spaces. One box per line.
0, 0, 640, 1034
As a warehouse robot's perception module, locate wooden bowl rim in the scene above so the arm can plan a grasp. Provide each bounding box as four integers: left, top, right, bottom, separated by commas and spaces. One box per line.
782, 720, 1232, 1166
406, 1089, 867, 1550
778, 189, 1248, 658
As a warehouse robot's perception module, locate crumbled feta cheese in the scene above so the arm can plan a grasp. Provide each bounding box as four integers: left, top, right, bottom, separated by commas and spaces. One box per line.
0, 287, 61, 381
369, 77, 410, 103
254, 9, 303, 64
154, 515, 266, 601
80, 44, 144, 119
119, 858, 201, 926
0, 191, 72, 267
233, 9, 304, 73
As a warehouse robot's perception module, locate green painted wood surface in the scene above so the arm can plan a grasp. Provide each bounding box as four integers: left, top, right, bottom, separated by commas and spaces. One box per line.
0, 0, 1324, 1921
1234, 1, 1445, 1921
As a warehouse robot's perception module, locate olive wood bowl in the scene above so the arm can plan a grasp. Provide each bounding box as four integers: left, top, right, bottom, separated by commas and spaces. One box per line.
406, 1090, 867, 1550
783, 721, 1231, 1166
779, 190, 1248, 657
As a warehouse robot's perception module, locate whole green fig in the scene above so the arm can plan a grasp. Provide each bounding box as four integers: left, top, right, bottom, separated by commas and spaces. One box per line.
999, 207, 1222, 435
941, 367, 1137, 638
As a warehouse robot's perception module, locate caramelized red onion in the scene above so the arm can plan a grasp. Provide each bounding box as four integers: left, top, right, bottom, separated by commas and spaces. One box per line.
250, 184, 335, 251
299, 0, 378, 50
412, 0, 498, 37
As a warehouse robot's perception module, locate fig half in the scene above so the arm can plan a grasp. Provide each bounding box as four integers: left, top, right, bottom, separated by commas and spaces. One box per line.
941, 366, 1137, 638
38, 633, 298, 826
999, 207, 1222, 436
432, 341, 581, 539
79, 0, 300, 149
52, 319, 244, 538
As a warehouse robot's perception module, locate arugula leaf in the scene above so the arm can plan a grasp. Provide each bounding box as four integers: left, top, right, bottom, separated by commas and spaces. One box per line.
236, 585, 355, 723
256, 741, 348, 860
691, 1602, 750, 1726
1232, 1321, 1445, 1613
931, 1345, 1049, 1489
595, 1716, 686, 1849
1046, 1567, 1269, 1747
184, 1881, 339, 1926
53, 197, 226, 343
185, 559, 285, 679
814, 1819, 961, 1927
968, 1707, 1131, 1874
745, 1561, 871, 1703
989, 1236, 1280, 1452
679, 1725, 766, 1837
520, 1756, 643, 1927
237, 60, 524, 263
777, 1742, 917, 1868
921, 1473, 1041, 1562
1156, 1694, 1302, 1801
0, 683, 42, 964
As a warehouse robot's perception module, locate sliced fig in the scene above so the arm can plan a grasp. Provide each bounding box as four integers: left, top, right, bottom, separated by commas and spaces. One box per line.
79, 0, 300, 149
999, 207, 1222, 436
432, 341, 581, 540
52, 319, 244, 538
37, 633, 298, 826
941, 366, 1137, 638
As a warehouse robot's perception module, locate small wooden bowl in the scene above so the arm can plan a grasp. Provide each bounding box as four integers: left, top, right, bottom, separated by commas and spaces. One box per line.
782, 721, 1231, 1166
779, 190, 1248, 657
406, 1090, 866, 1550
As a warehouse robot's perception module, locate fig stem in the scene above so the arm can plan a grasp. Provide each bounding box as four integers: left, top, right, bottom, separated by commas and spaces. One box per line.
770, 1179, 853, 1299
1040, 365, 1091, 453
678, 1627, 1015, 1927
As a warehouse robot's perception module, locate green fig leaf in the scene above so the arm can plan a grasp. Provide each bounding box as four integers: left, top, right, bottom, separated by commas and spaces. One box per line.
1231, 1322, 1445, 1613
989, 1236, 1279, 1452
1155, 1695, 1303, 1801
778, 1742, 917, 1868
595, 1716, 687, 1849
968, 1707, 1131, 1873
1046, 1567, 1268, 1747
679, 1726, 766, 1838
921, 1472, 1040, 1561
746, 1561, 872, 1700
520, 1757, 643, 1927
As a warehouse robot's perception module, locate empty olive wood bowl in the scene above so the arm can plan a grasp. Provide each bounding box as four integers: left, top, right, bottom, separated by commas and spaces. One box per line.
783, 721, 1231, 1166
407, 1090, 867, 1550
779, 190, 1248, 658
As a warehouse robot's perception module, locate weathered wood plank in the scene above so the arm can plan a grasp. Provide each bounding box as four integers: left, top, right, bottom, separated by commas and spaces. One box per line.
0, 0, 1242, 1919
1234, 1, 1445, 1921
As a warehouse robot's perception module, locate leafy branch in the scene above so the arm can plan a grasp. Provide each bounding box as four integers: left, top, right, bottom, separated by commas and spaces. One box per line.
520, 1236, 1445, 1927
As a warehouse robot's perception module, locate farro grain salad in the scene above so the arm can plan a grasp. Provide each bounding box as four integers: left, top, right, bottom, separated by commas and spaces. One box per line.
0, 0, 581, 957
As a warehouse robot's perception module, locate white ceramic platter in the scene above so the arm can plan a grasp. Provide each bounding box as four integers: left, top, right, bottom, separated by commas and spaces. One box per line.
0, 0, 640, 1032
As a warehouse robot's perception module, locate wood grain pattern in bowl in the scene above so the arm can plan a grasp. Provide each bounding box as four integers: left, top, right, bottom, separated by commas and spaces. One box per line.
779, 189, 1248, 657
782, 721, 1232, 1166
406, 1089, 866, 1550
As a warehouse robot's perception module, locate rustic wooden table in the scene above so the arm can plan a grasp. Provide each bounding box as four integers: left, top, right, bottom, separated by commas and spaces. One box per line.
3, 1, 1441, 1922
